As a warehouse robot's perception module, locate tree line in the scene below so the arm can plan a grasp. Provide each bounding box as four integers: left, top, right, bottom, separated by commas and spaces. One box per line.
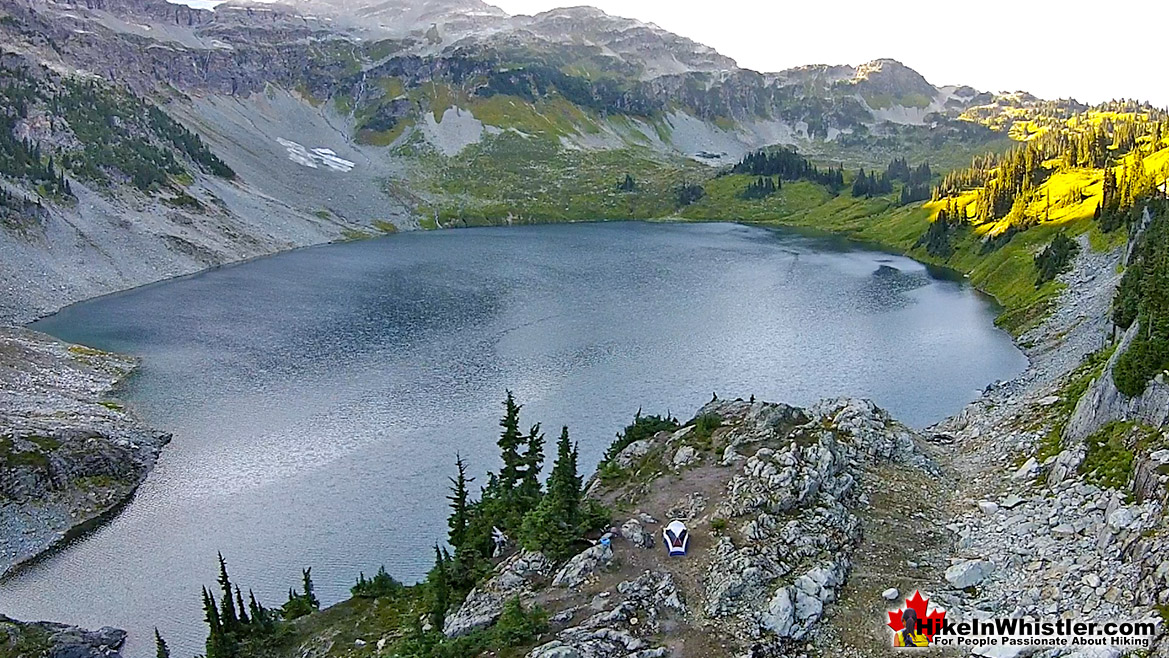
1112, 197, 1169, 395
731, 147, 845, 191
932, 106, 1169, 231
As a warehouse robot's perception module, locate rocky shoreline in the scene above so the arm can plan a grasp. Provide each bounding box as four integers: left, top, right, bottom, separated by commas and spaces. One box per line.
0, 327, 170, 578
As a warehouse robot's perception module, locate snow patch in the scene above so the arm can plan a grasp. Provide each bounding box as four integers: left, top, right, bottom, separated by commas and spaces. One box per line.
276, 138, 355, 172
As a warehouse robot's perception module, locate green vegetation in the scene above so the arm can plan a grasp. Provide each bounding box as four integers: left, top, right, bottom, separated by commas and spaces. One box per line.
0, 61, 70, 213
596, 409, 679, 481
351, 566, 403, 599
2, 60, 233, 216
729, 147, 845, 191
1079, 421, 1160, 490
55, 79, 233, 192
412, 132, 706, 223
0, 619, 53, 658
689, 412, 723, 451
1033, 232, 1079, 286
0, 436, 47, 470
154, 628, 171, 658
675, 181, 705, 206
1035, 345, 1117, 463
1112, 198, 1169, 395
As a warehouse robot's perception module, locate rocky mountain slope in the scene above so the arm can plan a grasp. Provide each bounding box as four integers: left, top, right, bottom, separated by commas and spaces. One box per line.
1, 0, 1168, 654
0, 0, 1024, 323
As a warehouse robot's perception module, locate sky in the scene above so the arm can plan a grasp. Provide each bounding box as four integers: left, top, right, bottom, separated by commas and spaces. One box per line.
490, 0, 1169, 107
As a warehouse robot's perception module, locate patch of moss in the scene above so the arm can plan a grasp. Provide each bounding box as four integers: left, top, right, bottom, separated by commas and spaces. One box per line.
340, 228, 371, 241
0, 621, 53, 658
0, 435, 50, 471
1079, 421, 1158, 490
67, 344, 104, 357
1036, 345, 1117, 463
371, 219, 398, 233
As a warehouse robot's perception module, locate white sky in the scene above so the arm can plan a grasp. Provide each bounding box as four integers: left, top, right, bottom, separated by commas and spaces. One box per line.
492, 0, 1169, 108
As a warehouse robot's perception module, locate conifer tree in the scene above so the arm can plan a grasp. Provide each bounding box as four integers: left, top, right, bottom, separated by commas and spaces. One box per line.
497, 391, 524, 494
447, 454, 473, 552
546, 426, 581, 525
216, 553, 238, 632
301, 568, 319, 610
518, 422, 545, 506
234, 586, 249, 625
154, 629, 171, 658
428, 545, 450, 631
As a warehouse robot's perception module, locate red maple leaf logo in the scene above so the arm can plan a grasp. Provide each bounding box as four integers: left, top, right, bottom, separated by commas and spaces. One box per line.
887, 590, 947, 641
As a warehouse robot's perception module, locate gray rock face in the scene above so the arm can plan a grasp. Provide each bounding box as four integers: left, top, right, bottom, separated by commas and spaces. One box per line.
618, 518, 655, 549
443, 551, 553, 637
528, 570, 682, 658
686, 398, 931, 650
1065, 321, 1169, 441
670, 445, 698, 470
613, 440, 654, 469
552, 544, 614, 590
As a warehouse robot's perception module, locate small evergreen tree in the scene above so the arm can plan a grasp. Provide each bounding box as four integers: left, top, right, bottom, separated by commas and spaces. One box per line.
497, 391, 524, 494
428, 546, 450, 631
216, 553, 238, 632
545, 426, 581, 525
446, 454, 473, 552
517, 423, 545, 508
154, 628, 170, 658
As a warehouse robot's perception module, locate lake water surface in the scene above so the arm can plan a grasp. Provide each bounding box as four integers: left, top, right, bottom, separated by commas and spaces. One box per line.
1, 222, 1025, 657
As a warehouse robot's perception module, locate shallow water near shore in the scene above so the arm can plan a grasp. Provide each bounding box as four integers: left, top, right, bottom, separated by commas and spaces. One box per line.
2, 221, 1025, 657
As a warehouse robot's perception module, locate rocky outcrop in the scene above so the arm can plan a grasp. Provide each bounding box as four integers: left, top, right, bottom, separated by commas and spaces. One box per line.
0, 615, 126, 658
1065, 321, 1169, 441
0, 327, 169, 576
552, 544, 614, 590
443, 551, 554, 637
464, 396, 937, 657
529, 570, 683, 658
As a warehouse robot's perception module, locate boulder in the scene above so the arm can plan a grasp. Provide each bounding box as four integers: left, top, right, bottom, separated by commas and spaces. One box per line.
672, 445, 699, 469
619, 518, 655, 549
614, 439, 654, 469
552, 544, 614, 590
1001, 494, 1026, 509
1012, 457, 1039, 480
760, 587, 794, 636
945, 559, 995, 589
1106, 507, 1135, 532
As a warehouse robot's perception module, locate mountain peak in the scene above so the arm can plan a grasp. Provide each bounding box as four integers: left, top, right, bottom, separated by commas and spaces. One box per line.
849, 57, 937, 98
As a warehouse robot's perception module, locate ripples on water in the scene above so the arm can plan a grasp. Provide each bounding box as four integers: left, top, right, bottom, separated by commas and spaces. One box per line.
2, 222, 1025, 657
